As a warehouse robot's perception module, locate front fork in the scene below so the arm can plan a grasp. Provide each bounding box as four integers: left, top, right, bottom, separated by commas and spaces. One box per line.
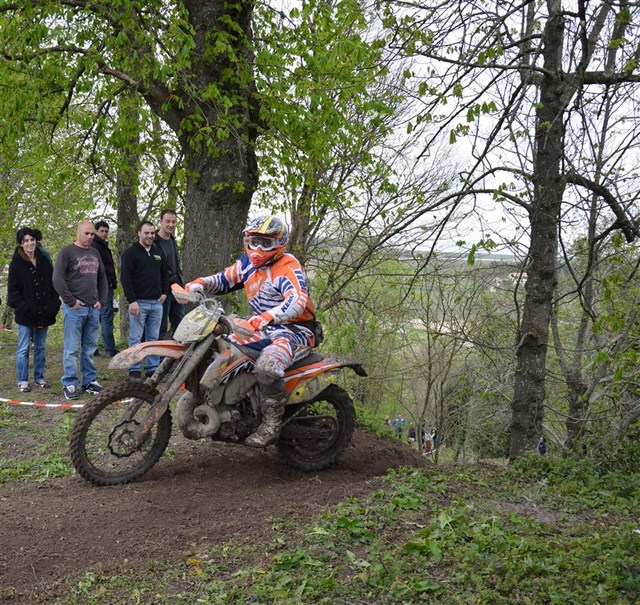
133, 332, 217, 443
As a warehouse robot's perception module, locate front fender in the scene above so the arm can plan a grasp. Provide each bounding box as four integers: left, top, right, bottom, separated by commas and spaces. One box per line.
109, 341, 189, 369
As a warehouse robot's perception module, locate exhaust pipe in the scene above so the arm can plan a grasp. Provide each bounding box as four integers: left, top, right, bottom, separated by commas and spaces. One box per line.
176, 391, 221, 439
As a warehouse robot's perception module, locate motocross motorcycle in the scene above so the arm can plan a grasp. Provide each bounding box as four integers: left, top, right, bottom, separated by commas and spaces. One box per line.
70, 285, 366, 486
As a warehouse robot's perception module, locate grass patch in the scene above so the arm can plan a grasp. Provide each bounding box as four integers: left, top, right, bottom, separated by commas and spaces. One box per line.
0, 336, 127, 483
2, 339, 638, 604
0, 405, 76, 482
45, 461, 640, 605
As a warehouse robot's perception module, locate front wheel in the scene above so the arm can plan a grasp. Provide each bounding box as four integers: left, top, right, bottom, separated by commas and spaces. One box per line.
69, 382, 172, 486
278, 384, 355, 472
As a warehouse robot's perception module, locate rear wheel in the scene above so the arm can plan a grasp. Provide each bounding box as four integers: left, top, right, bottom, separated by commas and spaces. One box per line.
277, 384, 355, 471
69, 382, 171, 486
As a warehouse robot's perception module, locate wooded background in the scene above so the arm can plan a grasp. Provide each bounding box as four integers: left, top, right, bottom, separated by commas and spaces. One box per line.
1, 0, 639, 460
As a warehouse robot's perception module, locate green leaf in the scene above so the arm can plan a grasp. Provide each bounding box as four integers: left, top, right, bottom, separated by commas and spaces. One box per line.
412, 579, 441, 592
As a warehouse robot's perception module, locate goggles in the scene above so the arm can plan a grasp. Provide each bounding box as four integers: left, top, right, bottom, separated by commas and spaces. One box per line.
245, 235, 280, 251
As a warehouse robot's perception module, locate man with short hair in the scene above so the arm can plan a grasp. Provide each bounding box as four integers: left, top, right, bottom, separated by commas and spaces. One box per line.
53, 220, 108, 400
91, 220, 119, 357
121, 220, 170, 380
154, 208, 185, 339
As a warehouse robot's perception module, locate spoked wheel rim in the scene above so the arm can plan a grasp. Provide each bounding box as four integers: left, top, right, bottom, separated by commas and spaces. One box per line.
107, 416, 152, 457
70, 382, 171, 486
277, 384, 355, 472
282, 404, 342, 458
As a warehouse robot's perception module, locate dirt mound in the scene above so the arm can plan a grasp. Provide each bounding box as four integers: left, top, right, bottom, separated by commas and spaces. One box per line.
0, 429, 425, 603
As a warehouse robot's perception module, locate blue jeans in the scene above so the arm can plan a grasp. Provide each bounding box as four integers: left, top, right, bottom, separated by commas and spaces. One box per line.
16, 324, 48, 385
99, 287, 118, 355
128, 299, 163, 373
62, 304, 100, 387
159, 292, 185, 340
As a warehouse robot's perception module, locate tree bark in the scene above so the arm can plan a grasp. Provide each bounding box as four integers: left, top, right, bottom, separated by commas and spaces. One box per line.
145, 0, 259, 278
182, 145, 256, 278
115, 95, 141, 338
509, 0, 565, 459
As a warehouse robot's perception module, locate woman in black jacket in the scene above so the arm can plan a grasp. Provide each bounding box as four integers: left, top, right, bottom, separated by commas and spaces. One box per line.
7, 227, 61, 392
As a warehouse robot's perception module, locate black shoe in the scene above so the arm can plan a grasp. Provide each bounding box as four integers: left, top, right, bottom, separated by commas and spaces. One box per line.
63, 385, 79, 400
83, 380, 103, 395
129, 371, 142, 382
145, 371, 155, 378
106, 349, 120, 358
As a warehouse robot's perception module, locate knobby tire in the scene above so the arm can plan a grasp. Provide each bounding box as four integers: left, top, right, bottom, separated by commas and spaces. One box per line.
277, 384, 355, 472
69, 381, 172, 486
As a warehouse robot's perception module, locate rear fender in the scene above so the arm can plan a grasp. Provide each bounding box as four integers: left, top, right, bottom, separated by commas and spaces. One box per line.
285, 371, 340, 405
284, 357, 366, 405
109, 341, 188, 369
284, 356, 366, 394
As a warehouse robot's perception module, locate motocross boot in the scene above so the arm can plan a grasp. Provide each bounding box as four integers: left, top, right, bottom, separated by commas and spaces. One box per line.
244, 395, 286, 448
245, 374, 287, 448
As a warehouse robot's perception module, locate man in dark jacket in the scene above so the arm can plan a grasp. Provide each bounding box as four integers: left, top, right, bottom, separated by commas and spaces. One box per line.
91, 220, 119, 357
121, 220, 170, 380
154, 208, 185, 339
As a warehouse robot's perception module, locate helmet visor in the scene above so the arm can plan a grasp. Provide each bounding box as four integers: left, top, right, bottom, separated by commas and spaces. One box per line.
245, 235, 280, 251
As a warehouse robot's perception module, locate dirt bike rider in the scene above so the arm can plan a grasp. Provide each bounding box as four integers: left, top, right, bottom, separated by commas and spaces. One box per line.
185, 215, 317, 448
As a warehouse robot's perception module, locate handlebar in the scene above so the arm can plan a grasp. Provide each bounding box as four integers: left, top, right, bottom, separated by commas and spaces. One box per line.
171, 283, 205, 304
172, 283, 255, 339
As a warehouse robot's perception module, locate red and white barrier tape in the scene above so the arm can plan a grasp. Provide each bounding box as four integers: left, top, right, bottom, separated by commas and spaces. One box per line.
1, 382, 185, 410
0, 397, 84, 409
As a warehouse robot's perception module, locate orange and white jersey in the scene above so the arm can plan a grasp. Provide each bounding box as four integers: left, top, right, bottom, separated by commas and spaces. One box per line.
201, 253, 315, 324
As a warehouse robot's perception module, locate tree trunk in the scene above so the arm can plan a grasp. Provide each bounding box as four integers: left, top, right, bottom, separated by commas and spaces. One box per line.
115, 96, 141, 339
181, 144, 257, 279
144, 0, 260, 279
509, 0, 565, 459
565, 378, 589, 441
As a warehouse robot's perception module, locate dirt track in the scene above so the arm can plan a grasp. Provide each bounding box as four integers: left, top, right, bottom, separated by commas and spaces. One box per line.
0, 429, 425, 604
